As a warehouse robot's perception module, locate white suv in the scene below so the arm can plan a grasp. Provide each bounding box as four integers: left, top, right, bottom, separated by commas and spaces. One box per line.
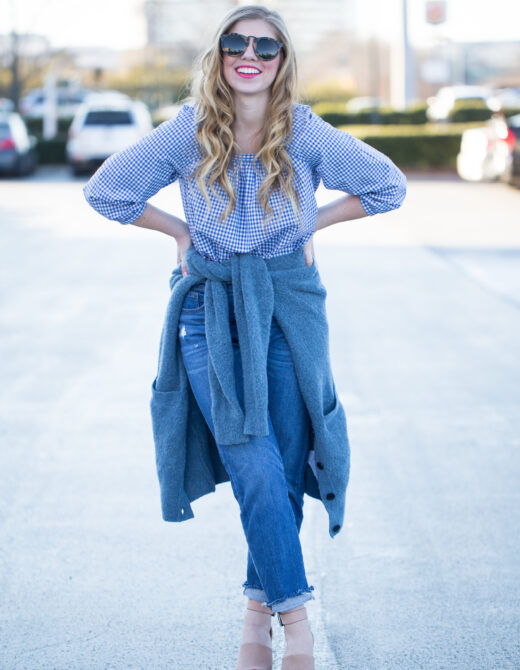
426, 85, 501, 122
66, 95, 153, 175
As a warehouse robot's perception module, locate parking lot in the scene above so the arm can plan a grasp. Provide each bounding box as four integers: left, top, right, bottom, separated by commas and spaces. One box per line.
1, 167, 519, 669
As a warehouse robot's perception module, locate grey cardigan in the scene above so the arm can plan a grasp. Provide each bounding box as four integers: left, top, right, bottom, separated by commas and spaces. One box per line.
150, 243, 350, 538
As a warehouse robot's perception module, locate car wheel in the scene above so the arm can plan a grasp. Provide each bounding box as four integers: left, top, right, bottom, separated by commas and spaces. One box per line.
14, 155, 28, 177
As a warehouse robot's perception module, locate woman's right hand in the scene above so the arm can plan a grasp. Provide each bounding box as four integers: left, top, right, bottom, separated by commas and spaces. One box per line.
176, 233, 193, 277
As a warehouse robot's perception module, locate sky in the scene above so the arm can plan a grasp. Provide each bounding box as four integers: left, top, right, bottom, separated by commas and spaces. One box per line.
1, 0, 519, 50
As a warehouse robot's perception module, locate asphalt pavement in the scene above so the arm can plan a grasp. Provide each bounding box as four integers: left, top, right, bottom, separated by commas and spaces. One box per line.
1, 167, 519, 669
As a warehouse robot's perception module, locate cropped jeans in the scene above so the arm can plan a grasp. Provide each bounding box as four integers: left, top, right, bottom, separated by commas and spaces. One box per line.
178, 279, 315, 613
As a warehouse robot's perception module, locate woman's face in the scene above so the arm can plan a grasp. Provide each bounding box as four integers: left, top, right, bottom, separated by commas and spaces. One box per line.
221, 18, 283, 98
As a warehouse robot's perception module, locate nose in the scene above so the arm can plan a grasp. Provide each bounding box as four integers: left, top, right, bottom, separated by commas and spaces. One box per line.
243, 36, 258, 59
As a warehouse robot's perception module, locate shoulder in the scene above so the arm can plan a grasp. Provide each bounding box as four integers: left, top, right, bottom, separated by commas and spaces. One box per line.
148, 101, 199, 164
288, 103, 328, 162
160, 101, 197, 133
290, 103, 337, 138
290, 103, 312, 133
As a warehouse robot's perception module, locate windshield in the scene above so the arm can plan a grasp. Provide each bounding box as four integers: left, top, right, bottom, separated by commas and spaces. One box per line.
84, 110, 133, 125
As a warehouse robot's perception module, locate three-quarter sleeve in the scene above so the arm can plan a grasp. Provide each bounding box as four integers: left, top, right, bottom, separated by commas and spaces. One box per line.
299, 108, 407, 216
82, 103, 195, 224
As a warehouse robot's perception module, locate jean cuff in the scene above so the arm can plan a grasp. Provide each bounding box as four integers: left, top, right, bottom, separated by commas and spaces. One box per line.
266, 586, 315, 613
242, 586, 268, 602
243, 584, 315, 613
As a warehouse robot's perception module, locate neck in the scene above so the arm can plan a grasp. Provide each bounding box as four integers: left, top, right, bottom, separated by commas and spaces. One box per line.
232, 90, 271, 133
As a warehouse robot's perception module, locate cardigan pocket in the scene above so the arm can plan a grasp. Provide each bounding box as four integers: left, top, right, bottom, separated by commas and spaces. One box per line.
322, 383, 348, 441
150, 377, 192, 521
150, 377, 187, 435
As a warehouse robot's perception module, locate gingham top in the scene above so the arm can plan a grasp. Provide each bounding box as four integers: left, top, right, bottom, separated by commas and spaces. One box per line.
83, 102, 407, 262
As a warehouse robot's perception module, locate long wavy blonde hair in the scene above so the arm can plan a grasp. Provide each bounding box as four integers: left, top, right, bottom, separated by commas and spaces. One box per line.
182, 4, 304, 231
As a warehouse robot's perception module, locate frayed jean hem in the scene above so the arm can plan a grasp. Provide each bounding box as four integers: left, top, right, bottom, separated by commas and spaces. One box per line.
243, 586, 268, 602
242, 584, 315, 613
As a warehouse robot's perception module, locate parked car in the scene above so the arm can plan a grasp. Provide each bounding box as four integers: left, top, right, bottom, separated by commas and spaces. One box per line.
20, 87, 96, 119
501, 113, 520, 187
456, 112, 518, 183
345, 96, 388, 113
426, 85, 501, 122
66, 97, 153, 175
492, 87, 520, 111
0, 109, 38, 176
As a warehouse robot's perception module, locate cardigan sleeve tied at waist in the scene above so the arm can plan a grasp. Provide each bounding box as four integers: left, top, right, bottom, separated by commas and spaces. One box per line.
151, 243, 351, 537
180, 245, 275, 445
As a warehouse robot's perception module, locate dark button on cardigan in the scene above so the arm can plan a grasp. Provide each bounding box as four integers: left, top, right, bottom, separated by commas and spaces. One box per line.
149, 244, 351, 538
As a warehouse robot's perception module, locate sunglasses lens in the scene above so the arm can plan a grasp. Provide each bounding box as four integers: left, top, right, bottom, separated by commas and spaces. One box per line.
221, 33, 247, 56
255, 37, 280, 60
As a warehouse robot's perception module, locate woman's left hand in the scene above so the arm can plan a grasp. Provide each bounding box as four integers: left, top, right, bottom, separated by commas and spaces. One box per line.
302, 235, 315, 267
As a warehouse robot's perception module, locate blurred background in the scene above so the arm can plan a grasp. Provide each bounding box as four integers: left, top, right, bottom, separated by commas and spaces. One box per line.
1, 0, 519, 180
1, 2, 520, 669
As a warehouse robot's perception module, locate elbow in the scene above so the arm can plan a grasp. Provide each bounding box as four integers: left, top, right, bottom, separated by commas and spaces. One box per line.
392, 169, 407, 210
374, 167, 407, 215
82, 180, 146, 225
382, 164, 407, 212
356, 161, 407, 216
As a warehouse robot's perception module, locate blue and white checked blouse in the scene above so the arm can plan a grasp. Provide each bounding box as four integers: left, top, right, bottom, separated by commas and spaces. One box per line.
83, 102, 407, 262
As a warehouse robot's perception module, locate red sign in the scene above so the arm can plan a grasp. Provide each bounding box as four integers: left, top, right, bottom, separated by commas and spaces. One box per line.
426, 0, 446, 24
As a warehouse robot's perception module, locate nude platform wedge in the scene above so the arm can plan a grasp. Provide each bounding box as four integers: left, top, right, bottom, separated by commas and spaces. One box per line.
235, 599, 276, 670
277, 606, 315, 670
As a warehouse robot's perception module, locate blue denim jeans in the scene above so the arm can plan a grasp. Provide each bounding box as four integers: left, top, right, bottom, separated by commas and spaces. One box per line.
178, 279, 315, 613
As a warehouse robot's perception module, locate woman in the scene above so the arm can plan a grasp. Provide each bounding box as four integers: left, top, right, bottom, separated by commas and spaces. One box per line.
83, 5, 407, 669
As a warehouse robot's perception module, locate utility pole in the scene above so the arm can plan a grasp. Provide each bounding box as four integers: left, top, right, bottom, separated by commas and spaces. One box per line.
9, 30, 21, 111
390, 0, 416, 110
43, 72, 57, 140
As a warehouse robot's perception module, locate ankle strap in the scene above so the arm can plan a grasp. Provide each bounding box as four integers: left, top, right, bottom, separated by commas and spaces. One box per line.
277, 607, 307, 627
247, 603, 275, 616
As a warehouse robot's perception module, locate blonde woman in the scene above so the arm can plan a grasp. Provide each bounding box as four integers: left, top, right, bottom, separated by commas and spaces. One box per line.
83, 4, 407, 669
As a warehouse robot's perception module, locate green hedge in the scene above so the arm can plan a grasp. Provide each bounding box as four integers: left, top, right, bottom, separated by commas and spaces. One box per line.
36, 136, 68, 164
311, 101, 520, 126
339, 122, 479, 168
30, 119, 495, 170
24, 117, 73, 164
25, 116, 74, 135
311, 101, 429, 126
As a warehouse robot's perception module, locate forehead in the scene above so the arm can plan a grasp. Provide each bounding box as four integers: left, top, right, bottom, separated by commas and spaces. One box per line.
228, 18, 278, 39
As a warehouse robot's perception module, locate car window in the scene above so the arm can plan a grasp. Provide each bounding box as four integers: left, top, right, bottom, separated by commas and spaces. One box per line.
58, 93, 86, 105
83, 110, 134, 125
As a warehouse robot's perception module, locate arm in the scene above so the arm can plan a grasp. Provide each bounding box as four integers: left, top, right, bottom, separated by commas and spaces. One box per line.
300, 109, 407, 227
315, 194, 368, 232
299, 109, 407, 264
82, 104, 195, 274
82, 103, 194, 228
131, 202, 190, 239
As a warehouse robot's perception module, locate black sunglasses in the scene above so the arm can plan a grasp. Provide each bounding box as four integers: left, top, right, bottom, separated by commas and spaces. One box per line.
220, 32, 284, 61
